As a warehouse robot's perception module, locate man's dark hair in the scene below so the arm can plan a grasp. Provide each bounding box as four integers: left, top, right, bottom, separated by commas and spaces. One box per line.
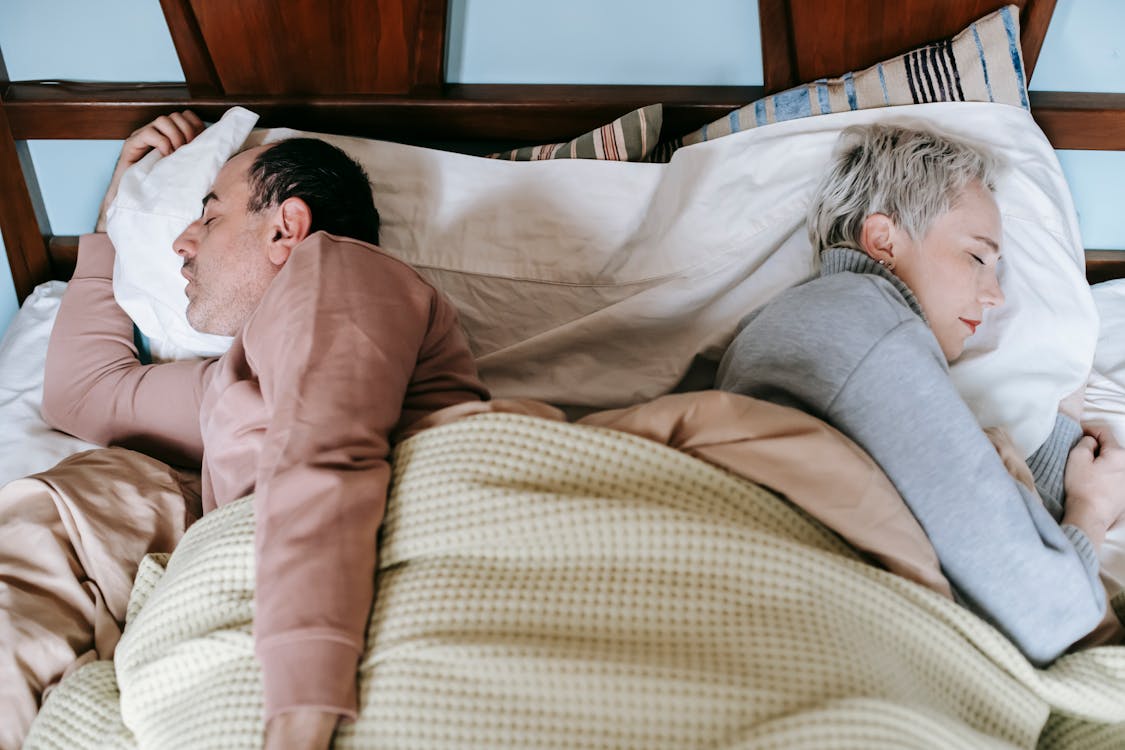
246, 138, 381, 245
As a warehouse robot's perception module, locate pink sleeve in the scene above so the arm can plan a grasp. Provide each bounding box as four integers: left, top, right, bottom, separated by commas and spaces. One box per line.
247, 234, 487, 720
41, 233, 213, 467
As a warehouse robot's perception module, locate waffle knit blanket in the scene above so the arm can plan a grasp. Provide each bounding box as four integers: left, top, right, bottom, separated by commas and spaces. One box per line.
24, 412, 1125, 749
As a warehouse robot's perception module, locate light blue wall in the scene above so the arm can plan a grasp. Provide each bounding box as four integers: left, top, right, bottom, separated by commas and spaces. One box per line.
0, 234, 15, 335
1029, 0, 1125, 93
446, 0, 763, 85
0, 0, 183, 81
2, 0, 1125, 337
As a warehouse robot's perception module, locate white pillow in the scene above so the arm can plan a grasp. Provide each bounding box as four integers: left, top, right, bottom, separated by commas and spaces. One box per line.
108, 106, 259, 361
0, 282, 99, 487
1085, 280, 1125, 443
1080, 280, 1125, 595
106, 102, 1093, 457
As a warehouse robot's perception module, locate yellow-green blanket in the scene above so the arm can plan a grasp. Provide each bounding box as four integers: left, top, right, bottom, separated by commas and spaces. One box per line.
25, 413, 1125, 749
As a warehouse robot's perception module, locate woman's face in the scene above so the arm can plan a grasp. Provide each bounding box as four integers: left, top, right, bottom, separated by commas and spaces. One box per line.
884, 180, 1005, 362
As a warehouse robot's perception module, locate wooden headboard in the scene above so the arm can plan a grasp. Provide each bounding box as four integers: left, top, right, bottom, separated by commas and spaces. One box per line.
3, 0, 1124, 303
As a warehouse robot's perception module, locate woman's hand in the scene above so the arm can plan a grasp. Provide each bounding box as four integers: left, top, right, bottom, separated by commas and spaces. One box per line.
95, 110, 205, 232
983, 426, 1037, 494
1062, 425, 1125, 549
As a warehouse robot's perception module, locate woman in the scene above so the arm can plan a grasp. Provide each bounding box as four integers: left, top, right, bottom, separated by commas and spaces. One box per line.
716, 124, 1125, 665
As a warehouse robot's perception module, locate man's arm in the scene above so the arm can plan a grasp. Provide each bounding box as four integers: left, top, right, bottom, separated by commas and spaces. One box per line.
42, 233, 214, 467
42, 111, 212, 466
246, 235, 485, 734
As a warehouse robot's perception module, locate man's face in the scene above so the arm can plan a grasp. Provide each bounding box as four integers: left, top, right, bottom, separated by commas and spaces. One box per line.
173, 146, 279, 336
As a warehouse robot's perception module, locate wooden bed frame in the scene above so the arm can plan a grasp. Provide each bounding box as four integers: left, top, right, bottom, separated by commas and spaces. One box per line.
3, 0, 1125, 304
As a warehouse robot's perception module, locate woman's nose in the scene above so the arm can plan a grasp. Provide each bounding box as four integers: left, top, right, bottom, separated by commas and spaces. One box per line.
981, 271, 1005, 309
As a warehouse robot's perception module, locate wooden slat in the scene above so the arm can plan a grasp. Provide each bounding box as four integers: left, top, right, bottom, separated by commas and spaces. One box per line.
48, 236, 79, 283
1085, 251, 1125, 285
1, 82, 765, 143
758, 0, 797, 92
159, 0, 223, 96
8, 81, 1125, 151
1019, 0, 1057, 78
1030, 91, 1125, 150
0, 99, 50, 302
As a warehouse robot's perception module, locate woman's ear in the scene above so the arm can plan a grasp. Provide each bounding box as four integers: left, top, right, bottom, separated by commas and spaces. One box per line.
858, 213, 897, 266
265, 196, 313, 267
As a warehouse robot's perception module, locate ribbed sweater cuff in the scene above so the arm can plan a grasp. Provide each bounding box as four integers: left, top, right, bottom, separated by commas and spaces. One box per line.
1027, 413, 1082, 518
1062, 524, 1100, 577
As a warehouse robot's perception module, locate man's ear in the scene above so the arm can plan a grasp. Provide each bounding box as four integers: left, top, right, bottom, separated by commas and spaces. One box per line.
858, 213, 897, 266
265, 196, 312, 267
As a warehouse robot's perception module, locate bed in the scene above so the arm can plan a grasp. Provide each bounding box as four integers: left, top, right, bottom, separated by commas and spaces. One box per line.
6, 1, 1125, 747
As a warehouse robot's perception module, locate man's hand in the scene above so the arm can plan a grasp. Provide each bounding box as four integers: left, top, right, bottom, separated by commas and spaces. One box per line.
1063, 425, 1125, 549
95, 110, 205, 232
263, 708, 338, 750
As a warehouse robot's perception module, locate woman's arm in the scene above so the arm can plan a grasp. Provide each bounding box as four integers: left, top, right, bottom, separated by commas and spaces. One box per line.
825, 321, 1105, 664
718, 278, 1107, 665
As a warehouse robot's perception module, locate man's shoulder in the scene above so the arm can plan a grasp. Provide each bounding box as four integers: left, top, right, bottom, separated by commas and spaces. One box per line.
283, 231, 448, 308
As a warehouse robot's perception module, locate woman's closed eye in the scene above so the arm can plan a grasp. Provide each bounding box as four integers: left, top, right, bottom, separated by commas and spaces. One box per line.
969, 252, 985, 265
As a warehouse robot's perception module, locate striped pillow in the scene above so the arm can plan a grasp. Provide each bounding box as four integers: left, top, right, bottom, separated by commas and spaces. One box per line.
489, 103, 661, 162
652, 5, 1027, 162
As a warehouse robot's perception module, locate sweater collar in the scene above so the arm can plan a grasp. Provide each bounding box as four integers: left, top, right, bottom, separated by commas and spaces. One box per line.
819, 246, 928, 323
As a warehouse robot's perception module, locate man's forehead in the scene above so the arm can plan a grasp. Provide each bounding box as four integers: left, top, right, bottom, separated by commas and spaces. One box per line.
205, 146, 266, 200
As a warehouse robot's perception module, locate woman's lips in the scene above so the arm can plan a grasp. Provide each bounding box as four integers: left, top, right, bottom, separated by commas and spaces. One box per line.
960, 318, 980, 335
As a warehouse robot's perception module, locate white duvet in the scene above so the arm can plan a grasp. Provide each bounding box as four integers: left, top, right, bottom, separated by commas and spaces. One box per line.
108, 102, 1094, 458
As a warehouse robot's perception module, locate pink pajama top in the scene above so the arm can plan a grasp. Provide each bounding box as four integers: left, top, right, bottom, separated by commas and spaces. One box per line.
41, 231, 488, 720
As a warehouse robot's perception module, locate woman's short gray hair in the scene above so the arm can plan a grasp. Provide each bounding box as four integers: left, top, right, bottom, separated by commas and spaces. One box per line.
807, 123, 1002, 254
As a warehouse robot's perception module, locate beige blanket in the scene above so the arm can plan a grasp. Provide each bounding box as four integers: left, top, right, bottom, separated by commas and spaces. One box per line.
24, 397, 1125, 748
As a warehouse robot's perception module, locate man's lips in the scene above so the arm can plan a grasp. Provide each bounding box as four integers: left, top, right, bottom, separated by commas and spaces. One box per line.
960, 317, 980, 335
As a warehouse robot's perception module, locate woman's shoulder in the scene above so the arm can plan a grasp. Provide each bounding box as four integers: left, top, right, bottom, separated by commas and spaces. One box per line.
757, 271, 918, 335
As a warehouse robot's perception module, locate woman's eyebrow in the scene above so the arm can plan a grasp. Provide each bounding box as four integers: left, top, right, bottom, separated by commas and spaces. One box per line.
973, 235, 1000, 252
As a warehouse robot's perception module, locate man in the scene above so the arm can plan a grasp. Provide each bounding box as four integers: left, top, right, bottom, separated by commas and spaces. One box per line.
9, 112, 488, 748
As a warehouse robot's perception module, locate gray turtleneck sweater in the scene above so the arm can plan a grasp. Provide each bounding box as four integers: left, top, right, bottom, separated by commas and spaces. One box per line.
716, 246, 1104, 666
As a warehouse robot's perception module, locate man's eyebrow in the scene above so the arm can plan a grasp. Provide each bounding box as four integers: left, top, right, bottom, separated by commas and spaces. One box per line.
201, 192, 218, 209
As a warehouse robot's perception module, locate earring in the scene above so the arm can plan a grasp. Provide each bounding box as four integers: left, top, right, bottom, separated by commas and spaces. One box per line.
878, 259, 895, 271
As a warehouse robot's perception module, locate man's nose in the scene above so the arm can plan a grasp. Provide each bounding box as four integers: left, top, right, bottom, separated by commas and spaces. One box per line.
173, 221, 199, 258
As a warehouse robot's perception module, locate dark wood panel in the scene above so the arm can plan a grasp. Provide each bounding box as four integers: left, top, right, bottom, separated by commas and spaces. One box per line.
1031, 91, 1125, 150
189, 0, 422, 95
758, 0, 796, 93
0, 100, 50, 302
1, 82, 765, 143
760, 0, 1050, 92
159, 0, 222, 95
412, 0, 448, 91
